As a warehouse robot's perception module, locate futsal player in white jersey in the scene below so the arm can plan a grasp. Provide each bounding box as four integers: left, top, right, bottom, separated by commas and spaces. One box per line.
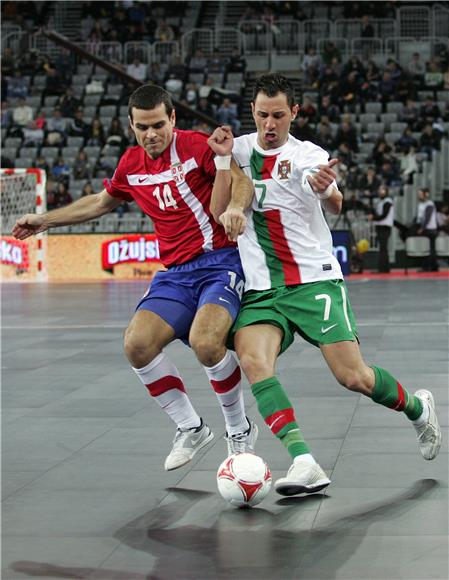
208, 74, 441, 496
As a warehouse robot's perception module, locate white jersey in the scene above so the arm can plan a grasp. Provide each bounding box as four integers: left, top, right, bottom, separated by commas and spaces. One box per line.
232, 132, 343, 291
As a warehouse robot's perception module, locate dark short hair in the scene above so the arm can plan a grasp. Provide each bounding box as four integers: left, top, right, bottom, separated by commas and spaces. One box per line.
252, 74, 296, 108
128, 84, 174, 120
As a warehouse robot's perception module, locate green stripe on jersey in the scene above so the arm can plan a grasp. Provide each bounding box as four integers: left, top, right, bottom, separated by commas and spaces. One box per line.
250, 149, 277, 181
253, 211, 285, 287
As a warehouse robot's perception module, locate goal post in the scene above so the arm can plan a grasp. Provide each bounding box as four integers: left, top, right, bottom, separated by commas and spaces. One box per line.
0, 168, 47, 281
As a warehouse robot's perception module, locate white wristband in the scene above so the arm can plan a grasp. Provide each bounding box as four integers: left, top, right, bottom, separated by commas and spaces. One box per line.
316, 184, 334, 200
214, 155, 232, 170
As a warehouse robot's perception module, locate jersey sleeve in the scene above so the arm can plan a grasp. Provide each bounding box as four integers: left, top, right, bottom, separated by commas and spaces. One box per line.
103, 152, 134, 202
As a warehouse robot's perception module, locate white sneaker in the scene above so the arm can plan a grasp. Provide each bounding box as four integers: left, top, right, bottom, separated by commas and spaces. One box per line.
414, 390, 442, 460
225, 418, 258, 455
164, 420, 214, 471
275, 458, 331, 496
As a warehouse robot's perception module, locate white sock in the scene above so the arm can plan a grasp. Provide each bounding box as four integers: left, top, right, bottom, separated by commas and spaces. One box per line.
203, 351, 248, 436
294, 453, 317, 465
133, 353, 201, 430
412, 401, 429, 426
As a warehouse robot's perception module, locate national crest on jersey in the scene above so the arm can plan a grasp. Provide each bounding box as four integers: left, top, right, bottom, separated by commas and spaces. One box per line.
104, 129, 235, 267
233, 133, 343, 291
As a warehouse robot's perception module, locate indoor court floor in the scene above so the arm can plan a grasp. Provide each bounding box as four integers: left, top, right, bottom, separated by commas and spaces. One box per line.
2, 277, 448, 580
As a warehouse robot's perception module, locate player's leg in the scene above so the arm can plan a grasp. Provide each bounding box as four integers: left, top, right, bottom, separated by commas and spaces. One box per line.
188, 251, 257, 454
318, 288, 442, 461
125, 279, 214, 470
235, 322, 330, 496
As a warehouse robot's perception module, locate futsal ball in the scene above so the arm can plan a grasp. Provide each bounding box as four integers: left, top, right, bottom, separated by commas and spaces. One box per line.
356, 238, 370, 254
217, 453, 272, 508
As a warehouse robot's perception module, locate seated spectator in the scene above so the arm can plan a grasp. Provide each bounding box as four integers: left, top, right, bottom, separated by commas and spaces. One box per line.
67, 108, 90, 141
51, 157, 70, 185
336, 142, 355, 168
166, 56, 188, 84
34, 154, 50, 174
298, 95, 317, 123
46, 107, 67, 145
365, 60, 380, 84
419, 122, 443, 159
58, 87, 80, 118
321, 41, 341, 65
184, 83, 198, 107
370, 137, 393, 168
43, 63, 64, 97
400, 98, 419, 129
357, 166, 381, 204
22, 120, 44, 147
198, 77, 214, 99
73, 150, 92, 180
87, 117, 105, 147
291, 116, 315, 141
34, 108, 46, 130
7, 70, 28, 99
419, 97, 442, 127
154, 19, 175, 42
385, 58, 403, 84
226, 48, 246, 74
315, 121, 334, 152
81, 181, 95, 197
302, 46, 322, 86
338, 70, 362, 112
106, 117, 128, 149
342, 55, 366, 78
380, 159, 401, 187
216, 98, 240, 134
436, 202, 449, 235
12, 97, 33, 128
126, 58, 147, 82
148, 62, 164, 85
407, 52, 425, 84
189, 49, 208, 73
196, 97, 216, 120
377, 71, 397, 104
334, 119, 359, 152
424, 60, 444, 89
318, 94, 340, 123
207, 52, 226, 75
52, 181, 73, 208
400, 146, 418, 184
165, 74, 183, 99
395, 127, 418, 153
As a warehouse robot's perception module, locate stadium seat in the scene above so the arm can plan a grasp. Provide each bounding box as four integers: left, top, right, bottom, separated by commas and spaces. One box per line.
44, 95, 59, 106
188, 73, 204, 84
380, 113, 398, 129
385, 132, 402, 145
19, 147, 38, 158
67, 137, 85, 148
83, 94, 102, 107
367, 122, 385, 135
365, 102, 382, 115
4, 137, 22, 149
62, 146, 81, 158
40, 147, 60, 158
83, 146, 101, 158
390, 122, 407, 133
16, 158, 33, 168
436, 236, 449, 259
359, 113, 377, 129
386, 102, 404, 114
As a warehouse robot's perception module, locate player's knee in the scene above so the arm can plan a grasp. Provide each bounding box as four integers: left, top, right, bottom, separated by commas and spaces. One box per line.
190, 337, 224, 367
124, 326, 155, 368
238, 351, 273, 385
336, 369, 367, 393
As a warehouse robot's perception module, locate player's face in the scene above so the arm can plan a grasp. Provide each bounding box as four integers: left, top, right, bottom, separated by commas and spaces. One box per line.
251, 92, 298, 150
130, 104, 176, 159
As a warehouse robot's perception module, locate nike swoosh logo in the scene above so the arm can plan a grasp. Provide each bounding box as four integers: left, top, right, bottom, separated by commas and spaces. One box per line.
321, 323, 338, 334
219, 297, 231, 304
268, 416, 282, 430
138, 177, 149, 183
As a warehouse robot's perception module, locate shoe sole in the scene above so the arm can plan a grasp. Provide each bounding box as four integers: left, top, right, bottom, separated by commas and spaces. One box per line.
274, 478, 331, 497
415, 390, 442, 461
165, 431, 215, 471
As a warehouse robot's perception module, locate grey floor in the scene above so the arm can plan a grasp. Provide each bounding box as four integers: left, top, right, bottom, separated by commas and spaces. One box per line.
2, 278, 448, 580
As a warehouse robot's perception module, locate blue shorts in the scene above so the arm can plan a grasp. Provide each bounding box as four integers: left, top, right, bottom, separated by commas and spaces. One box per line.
136, 248, 244, 341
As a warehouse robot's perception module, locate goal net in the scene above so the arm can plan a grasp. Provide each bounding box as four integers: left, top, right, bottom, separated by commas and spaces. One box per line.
0, 168, 47, 281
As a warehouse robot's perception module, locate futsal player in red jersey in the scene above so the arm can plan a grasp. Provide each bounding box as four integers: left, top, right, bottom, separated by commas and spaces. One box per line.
13, 84, 258, 470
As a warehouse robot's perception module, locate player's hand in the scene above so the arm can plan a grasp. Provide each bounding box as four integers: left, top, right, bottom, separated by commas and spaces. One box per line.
208, 126, 234, 157
307, 158, 339, 195
219, 207, 247, 242
12, 214, 48, 240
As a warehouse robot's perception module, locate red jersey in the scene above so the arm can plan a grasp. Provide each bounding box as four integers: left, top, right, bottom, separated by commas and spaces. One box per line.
104, 129, 235, 267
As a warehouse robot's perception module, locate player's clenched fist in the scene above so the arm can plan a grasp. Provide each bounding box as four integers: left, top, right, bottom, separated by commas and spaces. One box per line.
219, 207, 247, 242
208, 125, 234, 157
305, 158, 339, 199
12, 214, 47, 240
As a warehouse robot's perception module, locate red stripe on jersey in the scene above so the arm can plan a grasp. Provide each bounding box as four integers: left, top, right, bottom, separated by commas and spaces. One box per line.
265, 209, 301, 285
265, 408, 296, 435
392, 382, 406, 411
210, 366, 241, 394
146, 375, 185, 397
261, 155, 278, 180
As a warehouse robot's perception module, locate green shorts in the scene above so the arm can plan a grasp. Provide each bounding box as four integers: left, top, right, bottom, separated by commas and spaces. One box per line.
231, 279, 358, 354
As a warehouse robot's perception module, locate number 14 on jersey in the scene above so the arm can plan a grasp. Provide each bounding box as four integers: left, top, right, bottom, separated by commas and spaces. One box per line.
153, 184, 178, 210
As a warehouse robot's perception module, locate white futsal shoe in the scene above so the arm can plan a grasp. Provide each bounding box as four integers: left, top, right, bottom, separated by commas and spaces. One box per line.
275, 457, 331, 496
164, 420, 214, 471
413, 390, 442, 460
225, 418, 258, 455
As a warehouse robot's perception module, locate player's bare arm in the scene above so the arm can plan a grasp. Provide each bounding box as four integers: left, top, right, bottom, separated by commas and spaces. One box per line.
306, 158, 343, 215
209, 126, 254, 241
12, 188, 122, 240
